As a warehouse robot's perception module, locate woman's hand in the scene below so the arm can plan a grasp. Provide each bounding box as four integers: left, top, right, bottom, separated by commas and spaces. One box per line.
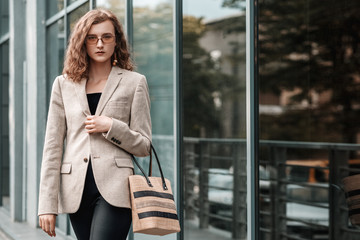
84, 115, 113, 133
39, 214, 56, 237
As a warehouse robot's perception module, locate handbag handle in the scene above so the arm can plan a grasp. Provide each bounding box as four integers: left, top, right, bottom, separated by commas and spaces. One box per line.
131, 144, 168, 190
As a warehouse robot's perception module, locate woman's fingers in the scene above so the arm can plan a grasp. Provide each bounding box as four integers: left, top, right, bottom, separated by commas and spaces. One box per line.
84, 116, 112, 133
44, 222, 50, 235
84, 117, 95, 132
84, 119, 94, 125
86, 128, 96, 133
49, 218, 56, 237
85, 124, 95, 129
39, 215, 56, 237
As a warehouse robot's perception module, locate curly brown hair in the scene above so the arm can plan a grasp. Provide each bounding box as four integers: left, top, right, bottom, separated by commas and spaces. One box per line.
63, 9, 133, 82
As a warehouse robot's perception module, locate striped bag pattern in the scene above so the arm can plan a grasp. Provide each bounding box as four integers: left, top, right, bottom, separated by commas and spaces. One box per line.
342, 174, 360, 226
129, 145, 181, 236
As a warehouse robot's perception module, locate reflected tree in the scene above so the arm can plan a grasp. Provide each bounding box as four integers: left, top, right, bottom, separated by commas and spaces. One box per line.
219, 0, 360, 143
132, 3, 174, 135
183, 16, 221, 137
258, 0, 360, 143
223, 0, 360, 143
133, 3, 173, 80
183, 16, 243, 138
96, 0, 125, 22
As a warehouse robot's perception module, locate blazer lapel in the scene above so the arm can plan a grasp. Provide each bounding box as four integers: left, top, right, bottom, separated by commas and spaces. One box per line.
73, 78, 91, 116
95, 66, 123, 116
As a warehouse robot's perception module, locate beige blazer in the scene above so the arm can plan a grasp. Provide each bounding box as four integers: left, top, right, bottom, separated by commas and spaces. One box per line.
38, 66, 151, 215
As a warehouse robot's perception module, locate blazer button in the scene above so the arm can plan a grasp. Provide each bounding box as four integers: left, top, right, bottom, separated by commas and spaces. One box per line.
84, 157, 88, 163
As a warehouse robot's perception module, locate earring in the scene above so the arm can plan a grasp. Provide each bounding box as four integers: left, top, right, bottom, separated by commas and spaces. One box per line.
112, 54, 118, 66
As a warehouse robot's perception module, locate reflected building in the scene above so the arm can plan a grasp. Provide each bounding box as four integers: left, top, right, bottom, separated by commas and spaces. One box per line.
198, 14, 246, 139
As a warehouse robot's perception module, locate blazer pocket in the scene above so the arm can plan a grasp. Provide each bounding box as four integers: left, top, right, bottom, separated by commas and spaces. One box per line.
114, 157, 134, 169
103, 101, 130, 122
107, 100, 128, 108
60, 163, 72, 174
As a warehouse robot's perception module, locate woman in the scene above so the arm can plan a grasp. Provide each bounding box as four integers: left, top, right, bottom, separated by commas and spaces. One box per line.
38, 9, 151, 240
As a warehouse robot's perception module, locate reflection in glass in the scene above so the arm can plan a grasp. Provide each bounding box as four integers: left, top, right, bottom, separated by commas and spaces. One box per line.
46, 19, 65, 102
68, 2, 90, 33
134, 0, 174, 136
0, 0, 9, 36
0, 40, 10, 210
182, 0, 246, 239
67, 0, 79, 6
133, 1, 175, 239
46, 0, 64, 19
96, 0, 125, 24
259, 1, 360, 240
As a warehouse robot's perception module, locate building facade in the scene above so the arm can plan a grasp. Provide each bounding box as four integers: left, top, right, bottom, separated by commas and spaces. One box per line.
1, 0, 360, 240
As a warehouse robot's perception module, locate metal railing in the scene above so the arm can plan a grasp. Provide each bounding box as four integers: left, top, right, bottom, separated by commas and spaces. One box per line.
183, 137, 360, 240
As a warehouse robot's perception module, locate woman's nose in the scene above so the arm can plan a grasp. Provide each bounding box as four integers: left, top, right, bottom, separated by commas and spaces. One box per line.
96, 38, 104, 47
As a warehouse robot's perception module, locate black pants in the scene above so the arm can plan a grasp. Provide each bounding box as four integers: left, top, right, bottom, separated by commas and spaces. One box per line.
69, 161, 132, 240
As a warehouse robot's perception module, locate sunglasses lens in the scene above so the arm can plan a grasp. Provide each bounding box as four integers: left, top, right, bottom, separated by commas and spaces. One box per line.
86, 35, 114, 44
102, 35, 114, 43
86, 36, 97, 44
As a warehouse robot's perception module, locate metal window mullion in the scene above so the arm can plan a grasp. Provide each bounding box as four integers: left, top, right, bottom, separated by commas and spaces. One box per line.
174, 0, 183, 239
63, 0, 69, 236
0, 43, 3, 207
45, 9, 66, 26
246, 0, 259, 239
9, 0, 25, 221
90, 0, 95, 10
125, 0, 133, 52
125, 2, 134, 239
64, 0, 68, 51
22, 60, 27, 221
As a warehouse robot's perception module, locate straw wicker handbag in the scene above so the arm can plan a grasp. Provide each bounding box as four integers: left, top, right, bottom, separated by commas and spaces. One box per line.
342, 174, 360, 226
129, 145, 181, 236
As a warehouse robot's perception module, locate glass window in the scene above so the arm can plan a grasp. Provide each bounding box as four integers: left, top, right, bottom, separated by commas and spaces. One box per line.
46, 18, 65, 102
0, 40, 10, 211
133, 0, 176, 239
182, 0, 246, 239
134, 0, 174, 136
46, 0, 64, 19
46, 2, 89, 99
0, 0, 9, 36
68, 2, 90, 33
259, 1, 360, 239
96, 0, 125, 25
67, 0, 80, 6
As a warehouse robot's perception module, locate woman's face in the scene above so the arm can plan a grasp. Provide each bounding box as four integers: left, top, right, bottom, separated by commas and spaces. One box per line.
86, 20, 116, 65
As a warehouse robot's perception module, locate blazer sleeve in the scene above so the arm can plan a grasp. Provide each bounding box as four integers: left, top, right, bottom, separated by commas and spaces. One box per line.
38, 76, 67, 215
103, 76, 152, 157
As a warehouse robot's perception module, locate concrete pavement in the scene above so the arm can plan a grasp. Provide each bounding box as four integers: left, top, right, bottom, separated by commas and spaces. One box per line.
0, 229, 12, 240
0, 210, 70, 240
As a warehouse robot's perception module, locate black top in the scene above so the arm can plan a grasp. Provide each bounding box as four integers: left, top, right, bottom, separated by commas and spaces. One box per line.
87, 92, 102, 115
84, 93, 102, 198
